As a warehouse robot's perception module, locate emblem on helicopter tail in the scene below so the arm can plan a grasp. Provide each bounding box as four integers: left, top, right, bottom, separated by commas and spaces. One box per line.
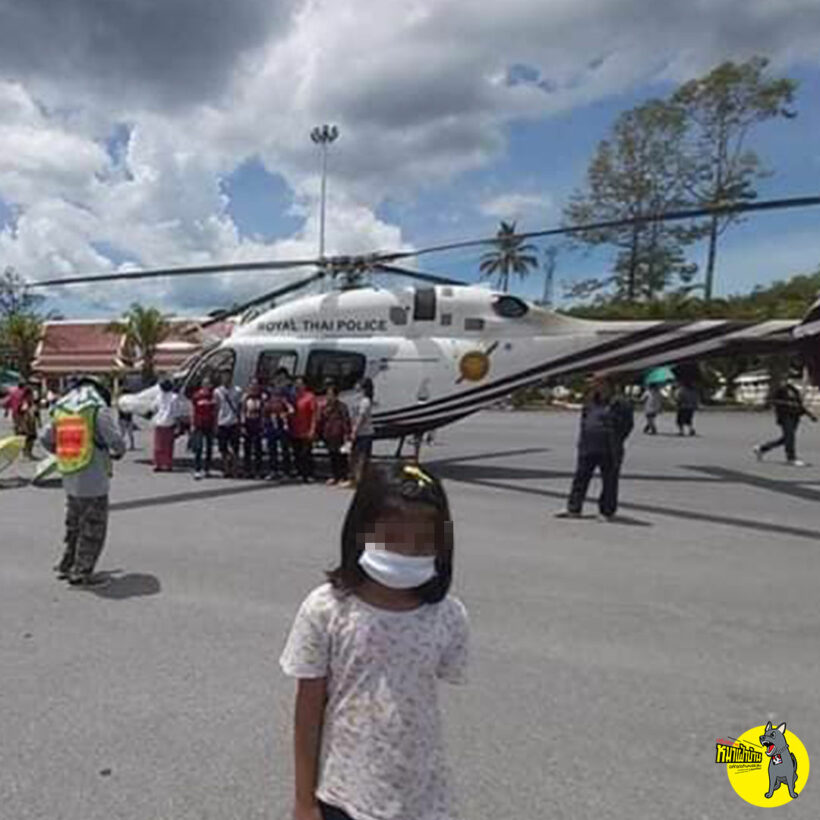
459, 351, 490, 382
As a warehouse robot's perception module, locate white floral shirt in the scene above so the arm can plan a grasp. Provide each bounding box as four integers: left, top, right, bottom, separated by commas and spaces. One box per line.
280, 583, 470, 820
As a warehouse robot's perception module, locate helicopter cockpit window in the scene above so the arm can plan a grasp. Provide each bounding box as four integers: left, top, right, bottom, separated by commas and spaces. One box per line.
492, 295, 529, 319
257, 350, 298, 387
413, 287, 436, 321
306, 350, 366, 392
184, 348, 236, 396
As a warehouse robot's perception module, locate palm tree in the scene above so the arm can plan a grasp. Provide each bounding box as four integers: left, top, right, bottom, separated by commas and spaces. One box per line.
0, 313, 43, 379
479, 221, 539, 293
107, 303, 172, 387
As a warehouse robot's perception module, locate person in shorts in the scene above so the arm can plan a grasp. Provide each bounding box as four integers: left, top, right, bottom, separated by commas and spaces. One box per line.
675, 382, 699, 436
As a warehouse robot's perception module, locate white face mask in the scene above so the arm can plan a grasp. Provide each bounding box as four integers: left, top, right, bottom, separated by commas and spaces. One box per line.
358, 542, 437, 589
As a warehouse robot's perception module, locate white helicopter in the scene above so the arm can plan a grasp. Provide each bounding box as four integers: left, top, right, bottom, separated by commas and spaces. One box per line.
30, 196, 820, 446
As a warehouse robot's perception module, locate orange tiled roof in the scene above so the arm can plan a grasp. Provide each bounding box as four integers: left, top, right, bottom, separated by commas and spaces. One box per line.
34, 322, 125, 374
33, 318, 233, 375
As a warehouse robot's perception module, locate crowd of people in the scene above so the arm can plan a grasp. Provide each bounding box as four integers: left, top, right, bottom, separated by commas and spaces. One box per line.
638, 375, 816, 465
641, 381, 699, 436
557, 372, 817, 521
8, 365, 817, 540
1, 369, 379, 492
145, 370, 376, 487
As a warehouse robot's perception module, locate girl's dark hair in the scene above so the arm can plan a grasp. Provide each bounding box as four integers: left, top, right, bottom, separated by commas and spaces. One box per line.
359, 377, 374, 400
327, 461, 453, 604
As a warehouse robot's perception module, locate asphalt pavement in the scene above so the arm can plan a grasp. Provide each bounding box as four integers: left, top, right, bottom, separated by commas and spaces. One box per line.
1, 409, 819, 819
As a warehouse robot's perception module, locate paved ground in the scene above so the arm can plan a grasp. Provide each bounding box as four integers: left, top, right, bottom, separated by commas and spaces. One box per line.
1, 409, 819, 819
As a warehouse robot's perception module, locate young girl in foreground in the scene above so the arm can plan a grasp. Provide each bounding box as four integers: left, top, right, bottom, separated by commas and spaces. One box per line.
280, 462, 470, 820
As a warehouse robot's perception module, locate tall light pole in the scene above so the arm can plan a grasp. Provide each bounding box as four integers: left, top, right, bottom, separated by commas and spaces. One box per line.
310, 124, 339, 260
541, 246, 557, 308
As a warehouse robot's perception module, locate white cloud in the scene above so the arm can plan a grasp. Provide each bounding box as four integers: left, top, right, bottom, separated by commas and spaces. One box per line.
0, 1, 819, 314
480, 193, 555, 224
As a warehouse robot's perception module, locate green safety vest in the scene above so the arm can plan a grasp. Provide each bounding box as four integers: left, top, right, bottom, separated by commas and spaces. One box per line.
52, 388, 105, 475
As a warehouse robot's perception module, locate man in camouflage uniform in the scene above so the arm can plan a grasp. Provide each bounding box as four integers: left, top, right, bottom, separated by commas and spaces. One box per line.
40, 376, 126, 587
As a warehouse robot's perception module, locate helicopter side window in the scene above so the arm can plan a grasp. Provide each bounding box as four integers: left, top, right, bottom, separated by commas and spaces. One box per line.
464, 317, 485, 331
389, 307, 408, 326
184, 348, 236, 396
257, 350, 298, 387
413, 287, 436, 321
306, 350, 366, 392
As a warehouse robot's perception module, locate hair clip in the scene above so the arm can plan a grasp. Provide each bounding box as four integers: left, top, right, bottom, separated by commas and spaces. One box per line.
400, 464, 437, 500
403, 464, 434, 487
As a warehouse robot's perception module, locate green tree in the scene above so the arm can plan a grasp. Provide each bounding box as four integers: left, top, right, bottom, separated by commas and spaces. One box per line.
565, 269, 820, 400
0, 267, 46, 319
610, 240, 698, 301
564, 99, 696, 302
566, 270, 820, 321
672, 56, 798, 300
479, 221, 539, 293
106, 304, 172, 387
0, 313, 43, 379
0, 267, 57, 377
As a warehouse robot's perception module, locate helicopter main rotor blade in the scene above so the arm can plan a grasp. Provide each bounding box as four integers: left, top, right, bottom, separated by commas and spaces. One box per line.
373, 263, 468, 286
25, 194, 820, 292
200, 270, 327, 328
376, 195, 820, 262
27, 257, 321, 289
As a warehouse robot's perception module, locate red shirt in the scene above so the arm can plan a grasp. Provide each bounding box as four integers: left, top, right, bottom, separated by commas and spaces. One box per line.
192, 387, 217, 429
3, 386, 24, 417
289, 390, 318, 439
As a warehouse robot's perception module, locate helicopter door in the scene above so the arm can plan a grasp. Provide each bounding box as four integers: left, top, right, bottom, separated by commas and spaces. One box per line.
256, 349, 299, 387
305, 349, 366, 392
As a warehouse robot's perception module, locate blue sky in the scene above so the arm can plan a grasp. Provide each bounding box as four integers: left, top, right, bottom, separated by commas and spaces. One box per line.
222, 158, 303, 243
217, 61, 820, 308
1, 0, 819, 318
217, 63, 820, 309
